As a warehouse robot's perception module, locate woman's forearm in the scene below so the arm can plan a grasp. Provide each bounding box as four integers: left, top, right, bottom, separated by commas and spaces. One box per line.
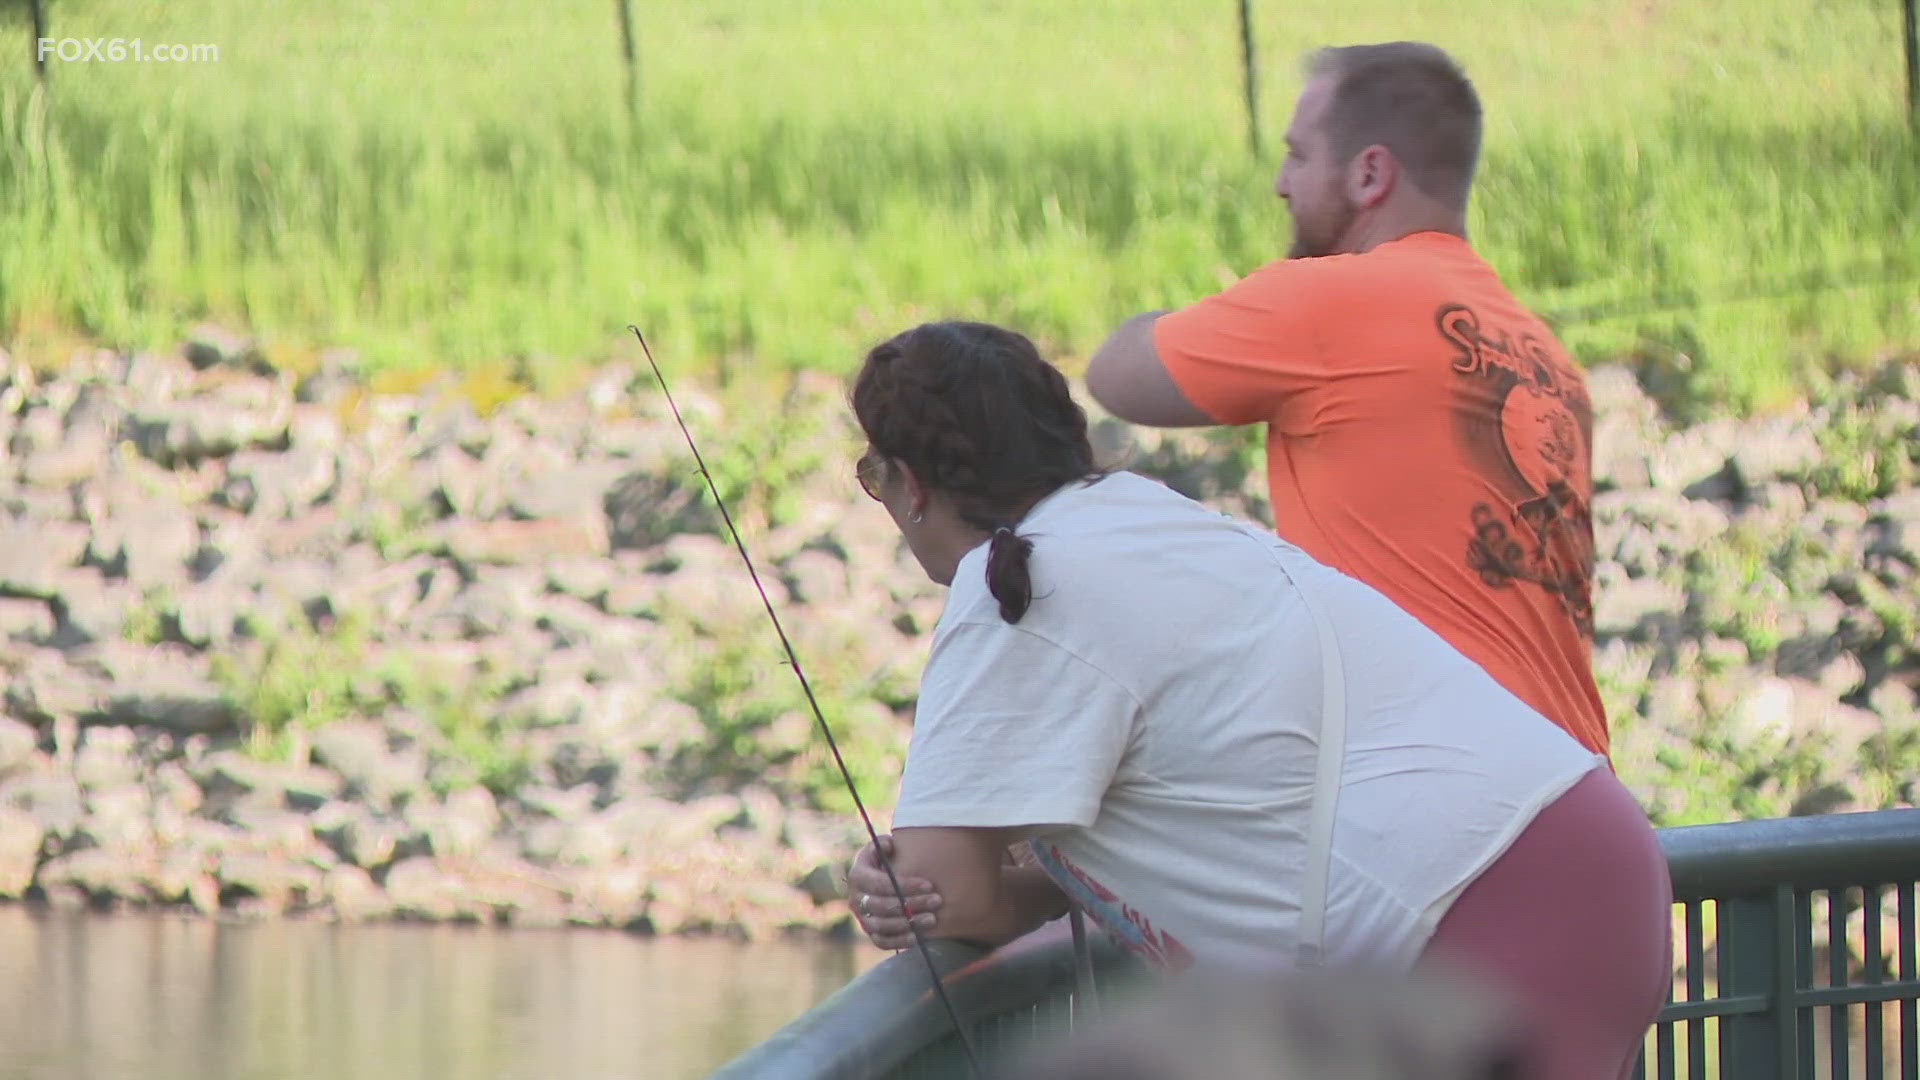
931, 865, 1071, 948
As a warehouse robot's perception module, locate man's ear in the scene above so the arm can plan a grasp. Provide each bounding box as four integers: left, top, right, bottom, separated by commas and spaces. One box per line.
1347, 144, 1397, 209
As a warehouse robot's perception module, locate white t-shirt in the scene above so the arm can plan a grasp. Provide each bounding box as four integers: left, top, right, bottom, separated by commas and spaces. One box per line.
891, 471, 1603, 971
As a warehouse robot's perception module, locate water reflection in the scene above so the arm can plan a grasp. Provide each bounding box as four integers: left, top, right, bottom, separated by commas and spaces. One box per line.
0, 905, 880, 1080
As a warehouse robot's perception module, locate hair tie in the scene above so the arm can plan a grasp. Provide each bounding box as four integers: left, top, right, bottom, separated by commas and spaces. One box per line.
994, 526, 1016, 540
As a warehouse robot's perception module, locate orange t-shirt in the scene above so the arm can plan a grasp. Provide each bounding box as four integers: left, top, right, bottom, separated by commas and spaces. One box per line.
1153, 231, 1608, 756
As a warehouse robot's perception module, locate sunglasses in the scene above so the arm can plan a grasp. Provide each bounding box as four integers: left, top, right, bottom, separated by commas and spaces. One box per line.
856, 452, 886, 501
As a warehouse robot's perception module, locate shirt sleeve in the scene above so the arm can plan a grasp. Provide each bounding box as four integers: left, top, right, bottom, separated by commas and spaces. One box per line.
1152, 258, 1336, 426
892, 620, 1138, 835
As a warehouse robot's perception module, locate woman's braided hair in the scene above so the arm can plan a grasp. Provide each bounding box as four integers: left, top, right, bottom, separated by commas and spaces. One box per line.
851, 321, 1103, 623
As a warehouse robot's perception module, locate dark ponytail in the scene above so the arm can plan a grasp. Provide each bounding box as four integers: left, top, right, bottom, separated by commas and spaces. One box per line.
985, 525, 1036, 623
851, 321, 1104, 624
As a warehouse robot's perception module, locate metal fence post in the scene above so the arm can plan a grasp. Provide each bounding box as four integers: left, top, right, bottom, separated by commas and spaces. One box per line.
1904, 0, 1918, 132
29, 0, 49, 88
1238, 0, 1260, 157
1717, 887, 1799, 1079
615, 0, 640, 131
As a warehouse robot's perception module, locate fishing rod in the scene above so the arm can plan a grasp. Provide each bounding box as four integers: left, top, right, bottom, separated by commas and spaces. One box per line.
629, 326, 985, 1079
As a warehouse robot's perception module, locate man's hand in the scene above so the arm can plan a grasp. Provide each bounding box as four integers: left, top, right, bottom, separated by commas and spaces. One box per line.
848, 835, 942, 950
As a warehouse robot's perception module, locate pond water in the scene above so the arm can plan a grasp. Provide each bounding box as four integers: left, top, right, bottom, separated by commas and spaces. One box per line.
0, 905, 882, 1080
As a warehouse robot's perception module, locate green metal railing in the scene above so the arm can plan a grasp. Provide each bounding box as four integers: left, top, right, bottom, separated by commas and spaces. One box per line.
715, 808, 1920, 1079
1636, 808, 1920, 1079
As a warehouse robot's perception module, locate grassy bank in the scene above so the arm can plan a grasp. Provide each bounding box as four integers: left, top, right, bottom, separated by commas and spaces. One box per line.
3, 0, 1916, 411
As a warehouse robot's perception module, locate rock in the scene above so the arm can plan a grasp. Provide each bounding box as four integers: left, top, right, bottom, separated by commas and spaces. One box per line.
190, 515, 265, 583
311, 721, 426, 811
7, 402, 64, 466
630, 699, 705, 756
413, 397, 489, 458
77, 785, 154, 850
313, 801, 413, 870
497, 678, 594, 729
1648, 419, 1741, 494
602, 574, 660, 618
130, 383, 291, 469
0, 598, 54, 642
435, 517, 608, 565
795, 862, 843, 906
123, 352, 196, 403
571, 862, 650, 926
435, 853, 572, 925
418, 786, 500, 858
322, 864, 394, 922
169, 581, 253, 650
21, 437, 120, 494
36, 847, 154, 904
604, 472, 717, 551
221, 447, 336, 520
422, 444, 494, 520
1593, 576, 1685, 640
509, 460, 628, 524
0, 806, 45, 897
73, 727, 141, 790
195, 751, 344, 816
68, 644, 238, 733
44, 570, 132, 648
533, 594, 620, 650
183, 324, 271, 374
294, 350, 362, 406
1, 647, 105, 726
1865, 489, 1920, 563
1813, 652, 1867, 700
4, 773, 85, 839
152, 761, 203, 816
0, 519, 90, 600
1790, 783, 1861, 818
782, 549, 852, 605
1728, 676, 1797, 746
428, 574, 540, 639
1680, 460, 1744, 504
1729, 415, 1822, 488
0, 715, 38, 779
83, 497, 199, 589
384, 856, 486, 922
217, 852, 323, 913
259, 507, 352, 562
546, 558, 615, 605
514, 784, 598, 823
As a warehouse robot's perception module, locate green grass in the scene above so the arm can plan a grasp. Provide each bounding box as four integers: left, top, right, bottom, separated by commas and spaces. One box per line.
2, 0, 1916, 410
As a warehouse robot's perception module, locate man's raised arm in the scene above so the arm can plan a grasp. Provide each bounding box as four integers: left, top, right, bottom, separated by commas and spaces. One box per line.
1084, 311, 1217, 429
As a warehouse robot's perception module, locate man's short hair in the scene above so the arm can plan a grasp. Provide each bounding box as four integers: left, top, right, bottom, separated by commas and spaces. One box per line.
1306, 43, 1483, 206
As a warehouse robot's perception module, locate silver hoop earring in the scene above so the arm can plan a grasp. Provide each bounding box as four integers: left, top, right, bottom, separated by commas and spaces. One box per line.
908, 509, 924, 524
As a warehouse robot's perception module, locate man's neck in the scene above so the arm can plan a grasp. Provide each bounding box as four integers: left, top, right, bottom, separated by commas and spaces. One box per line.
1340, 209, 1469, 255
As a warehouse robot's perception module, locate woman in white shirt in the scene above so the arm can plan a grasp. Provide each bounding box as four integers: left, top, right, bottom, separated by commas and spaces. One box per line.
843, 321, 1670, 1080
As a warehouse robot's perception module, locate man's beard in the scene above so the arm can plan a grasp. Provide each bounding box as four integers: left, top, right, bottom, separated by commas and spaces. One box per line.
1286, 198, 1359, 259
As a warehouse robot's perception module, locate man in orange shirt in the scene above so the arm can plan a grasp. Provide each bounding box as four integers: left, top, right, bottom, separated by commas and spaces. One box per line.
1086, 41, 1608, 756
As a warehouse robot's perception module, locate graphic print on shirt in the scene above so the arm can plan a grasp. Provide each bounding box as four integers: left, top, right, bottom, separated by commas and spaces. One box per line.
1032, 841, 1193, 971
1435, 303, 1596, 637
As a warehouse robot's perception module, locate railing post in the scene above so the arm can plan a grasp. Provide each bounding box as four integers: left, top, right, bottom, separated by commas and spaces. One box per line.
1717, 886, 1798, 1078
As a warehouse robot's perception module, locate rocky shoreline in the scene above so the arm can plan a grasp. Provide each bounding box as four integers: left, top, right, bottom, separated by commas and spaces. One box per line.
1, 335, 1916, 936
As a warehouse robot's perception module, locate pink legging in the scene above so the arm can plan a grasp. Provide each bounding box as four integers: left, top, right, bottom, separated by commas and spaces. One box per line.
1420, 767, 1673, 1080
